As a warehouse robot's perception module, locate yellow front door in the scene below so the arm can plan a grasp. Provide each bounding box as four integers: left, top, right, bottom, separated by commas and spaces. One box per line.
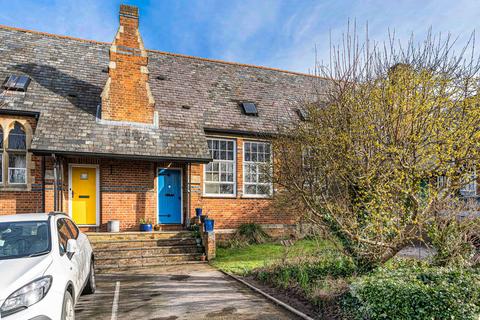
71, 167, 97, 225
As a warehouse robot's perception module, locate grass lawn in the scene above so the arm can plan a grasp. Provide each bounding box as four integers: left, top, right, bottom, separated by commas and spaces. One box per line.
210, 238, 335, 275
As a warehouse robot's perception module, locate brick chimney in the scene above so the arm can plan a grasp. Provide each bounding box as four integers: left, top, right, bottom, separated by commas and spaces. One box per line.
101, 4, 155, 124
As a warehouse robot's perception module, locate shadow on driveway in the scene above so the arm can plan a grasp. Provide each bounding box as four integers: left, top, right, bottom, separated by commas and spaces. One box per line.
76, 263, 300, 320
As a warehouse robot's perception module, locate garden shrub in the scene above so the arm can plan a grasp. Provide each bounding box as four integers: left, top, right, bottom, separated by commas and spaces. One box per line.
256, 255, 356, 292
227, 223, 270, 247
343, 266, 480, 320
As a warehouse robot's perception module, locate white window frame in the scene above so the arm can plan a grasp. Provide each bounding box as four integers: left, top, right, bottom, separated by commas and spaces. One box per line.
7, 123, 27, 185
203, 137, 237, 197
242, 140, 273, 198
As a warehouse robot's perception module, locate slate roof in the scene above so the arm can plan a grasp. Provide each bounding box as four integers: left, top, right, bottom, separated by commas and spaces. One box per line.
0, 25, 326, 161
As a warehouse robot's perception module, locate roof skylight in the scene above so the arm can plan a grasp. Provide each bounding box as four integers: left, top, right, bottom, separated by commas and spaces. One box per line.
3, 75, 31, 92
240, 102, 258, 116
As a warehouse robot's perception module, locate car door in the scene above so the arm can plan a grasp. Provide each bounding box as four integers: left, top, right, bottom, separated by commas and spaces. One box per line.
65, 219, 89, 285
57, 218, 83, 292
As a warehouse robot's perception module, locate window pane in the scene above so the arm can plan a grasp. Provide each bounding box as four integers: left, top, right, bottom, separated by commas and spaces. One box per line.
0, 154, 2, 182
9, 169, 26, 184
245, 185, 256, 195
0, 127, 3, 149
205, 183, 219, 194
8, 123, 26, 150
258, 184, 271, 195
220, 184, 234, 194
9, 154, 26, 168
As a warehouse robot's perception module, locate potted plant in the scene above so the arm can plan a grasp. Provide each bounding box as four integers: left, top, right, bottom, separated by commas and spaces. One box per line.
139, 218, 153, 232
200, 214, 208, 223
199, 253, 206, 262
190, 224, 202, 246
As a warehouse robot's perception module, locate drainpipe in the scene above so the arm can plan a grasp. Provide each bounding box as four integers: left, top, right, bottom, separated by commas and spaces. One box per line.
41, 156, 45, 212
59, 158, 63, 211
52, 154, 58, 212
187, 163, 192, 227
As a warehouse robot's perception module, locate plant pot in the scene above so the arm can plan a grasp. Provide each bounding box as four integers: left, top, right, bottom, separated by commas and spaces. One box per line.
200, 215, 207, 223
204, 219, 214, 232
195, 208, 203, 217
195, 238, 202, 245
200, 255, 206, 262
139, 224, 153, 232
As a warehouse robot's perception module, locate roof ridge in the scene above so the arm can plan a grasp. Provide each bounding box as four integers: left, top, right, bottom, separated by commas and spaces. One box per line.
0, 24, 326, 80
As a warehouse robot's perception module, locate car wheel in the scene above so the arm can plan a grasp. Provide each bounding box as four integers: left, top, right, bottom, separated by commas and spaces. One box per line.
62, 290, 75, 320
83, 259, 96, 294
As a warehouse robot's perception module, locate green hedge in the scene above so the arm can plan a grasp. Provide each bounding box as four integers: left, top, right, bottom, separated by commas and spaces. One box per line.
344, 266, 480, 320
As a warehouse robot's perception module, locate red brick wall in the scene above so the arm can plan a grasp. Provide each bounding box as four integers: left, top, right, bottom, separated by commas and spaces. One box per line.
1, 135, 298, 232
0, 115, 44, 215
189, 136, 297, 229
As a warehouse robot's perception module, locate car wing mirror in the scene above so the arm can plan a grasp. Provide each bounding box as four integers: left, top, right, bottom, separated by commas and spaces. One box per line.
66, 239, 78, 259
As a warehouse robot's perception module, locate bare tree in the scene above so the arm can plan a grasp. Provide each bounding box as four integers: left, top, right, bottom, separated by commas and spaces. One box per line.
273, 26, 480, 270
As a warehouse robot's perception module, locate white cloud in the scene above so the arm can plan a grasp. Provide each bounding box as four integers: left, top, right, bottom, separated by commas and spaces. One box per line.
0, 0, 478, 73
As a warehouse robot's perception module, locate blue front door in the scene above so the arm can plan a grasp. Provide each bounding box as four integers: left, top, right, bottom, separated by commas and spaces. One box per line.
158, 169, 182, 224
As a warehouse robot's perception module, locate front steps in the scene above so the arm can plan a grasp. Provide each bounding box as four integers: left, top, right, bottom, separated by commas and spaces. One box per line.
87, 231, 206, 273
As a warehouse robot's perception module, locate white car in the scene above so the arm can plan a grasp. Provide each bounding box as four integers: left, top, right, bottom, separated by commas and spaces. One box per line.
0, 213, 96, 320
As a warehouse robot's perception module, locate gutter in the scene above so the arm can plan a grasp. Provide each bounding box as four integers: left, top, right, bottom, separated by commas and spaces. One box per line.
204, 127, 276, 138
0, 109, 40, 119
30, 149, 212, 163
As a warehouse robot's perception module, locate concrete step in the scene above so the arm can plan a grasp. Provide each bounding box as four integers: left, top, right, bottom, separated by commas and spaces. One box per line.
86, 231, 194, 241
96, 261, 207, 273
94, 245, 204, 259
95, 253, 204, 268
91, 238, 199, 249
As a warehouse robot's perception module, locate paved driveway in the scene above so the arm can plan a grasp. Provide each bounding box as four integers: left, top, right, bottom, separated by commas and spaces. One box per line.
76, 263, 299, 320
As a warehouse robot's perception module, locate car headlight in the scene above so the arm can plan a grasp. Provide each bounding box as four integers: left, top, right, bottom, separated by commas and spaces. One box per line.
0, 276, 52, 317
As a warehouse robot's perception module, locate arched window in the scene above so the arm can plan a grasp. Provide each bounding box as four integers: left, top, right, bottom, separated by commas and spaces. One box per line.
8, 122, 27, 184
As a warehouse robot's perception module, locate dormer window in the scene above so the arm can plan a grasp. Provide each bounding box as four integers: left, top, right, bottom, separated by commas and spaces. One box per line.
240, 102, 258, 116
2, 75, 31, 92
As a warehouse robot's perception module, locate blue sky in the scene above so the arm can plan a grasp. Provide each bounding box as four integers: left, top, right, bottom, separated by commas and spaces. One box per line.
0, 0, 478, 73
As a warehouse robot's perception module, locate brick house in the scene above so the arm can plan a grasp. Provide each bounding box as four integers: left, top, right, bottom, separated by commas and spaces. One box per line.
0, 5, 324, 234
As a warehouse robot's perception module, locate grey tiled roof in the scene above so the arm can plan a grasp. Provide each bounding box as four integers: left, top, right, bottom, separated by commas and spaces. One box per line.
0, 26, 325, 161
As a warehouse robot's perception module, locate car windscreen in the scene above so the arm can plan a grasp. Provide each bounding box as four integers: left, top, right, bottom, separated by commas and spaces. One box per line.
0, 221, 51, 260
